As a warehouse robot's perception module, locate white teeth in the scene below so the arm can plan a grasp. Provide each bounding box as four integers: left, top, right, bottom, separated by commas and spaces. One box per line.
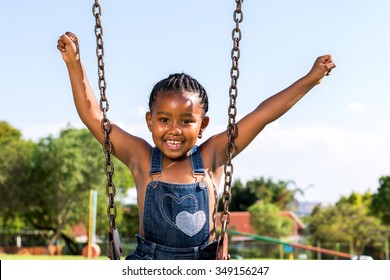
166, 140, 181, 148
166, 140, 180, 145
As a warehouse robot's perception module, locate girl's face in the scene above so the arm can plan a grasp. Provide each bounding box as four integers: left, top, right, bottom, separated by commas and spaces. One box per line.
146, 91, 209, 159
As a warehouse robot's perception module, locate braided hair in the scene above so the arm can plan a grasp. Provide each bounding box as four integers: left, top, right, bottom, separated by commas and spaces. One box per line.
148, 73, 209, 114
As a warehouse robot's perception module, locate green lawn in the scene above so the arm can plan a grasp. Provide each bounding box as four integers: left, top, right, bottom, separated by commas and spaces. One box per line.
0, 254, 108, 260
0, 254, 269, 260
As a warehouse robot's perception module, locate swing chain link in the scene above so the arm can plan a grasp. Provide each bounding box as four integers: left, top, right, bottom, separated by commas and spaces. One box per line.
220, 0, 243, 237
93, 0, 116, 223
93, 0, 121, 260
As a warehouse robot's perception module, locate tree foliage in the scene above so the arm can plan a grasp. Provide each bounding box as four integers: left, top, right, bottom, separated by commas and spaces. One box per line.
0, 121, 35, 230
225, 177, 302, 211
248, 201, 293, 239
24, 128, 102, 243
119, 204, 140, 239
371, 176, 390, 225
1, 123, 135, 253
307, 192, 388, 257
0, 121, 22, 144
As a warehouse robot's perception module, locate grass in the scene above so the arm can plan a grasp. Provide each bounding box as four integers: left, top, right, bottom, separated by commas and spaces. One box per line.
0, 254, 109, 260
1, 254, 273, 260
1, 254, 271, 260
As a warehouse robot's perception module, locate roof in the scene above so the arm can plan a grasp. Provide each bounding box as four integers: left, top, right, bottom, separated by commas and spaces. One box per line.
216, 211, 305, 236
279, 210, 305, 229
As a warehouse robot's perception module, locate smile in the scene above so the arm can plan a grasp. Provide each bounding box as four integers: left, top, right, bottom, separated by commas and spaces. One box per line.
165, 139, 183, 149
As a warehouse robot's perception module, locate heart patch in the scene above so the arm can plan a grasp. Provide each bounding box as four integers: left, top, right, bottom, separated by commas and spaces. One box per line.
160, 193, 206, 237
176, 210, 206, 237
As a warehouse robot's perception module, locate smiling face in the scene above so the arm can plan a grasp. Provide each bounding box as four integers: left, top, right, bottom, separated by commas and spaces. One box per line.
146, 90, 209, 159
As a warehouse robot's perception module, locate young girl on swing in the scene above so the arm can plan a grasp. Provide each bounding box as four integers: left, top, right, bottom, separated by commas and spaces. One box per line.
57, 31, 335, 260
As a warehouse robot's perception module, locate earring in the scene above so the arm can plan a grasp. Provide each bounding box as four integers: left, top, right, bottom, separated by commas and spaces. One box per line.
198, 132, 202, 139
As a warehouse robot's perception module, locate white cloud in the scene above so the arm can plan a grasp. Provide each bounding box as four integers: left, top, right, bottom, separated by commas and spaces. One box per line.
384, 120, 390, 132
344, 102, 366, 113
231, 123, 389, 202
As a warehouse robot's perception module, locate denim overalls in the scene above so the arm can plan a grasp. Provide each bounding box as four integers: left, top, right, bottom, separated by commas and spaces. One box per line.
125, 145, 217, 260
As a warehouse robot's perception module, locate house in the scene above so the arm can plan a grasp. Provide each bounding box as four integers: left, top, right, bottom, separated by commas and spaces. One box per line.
279, 211, 305, 238
215, 211, 305, 242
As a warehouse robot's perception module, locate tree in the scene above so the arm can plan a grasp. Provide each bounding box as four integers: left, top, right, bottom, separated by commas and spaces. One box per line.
248, 201, 293, 239
19, 127, 133, 253
0, 121, 23, 143
223, 177, 303, 211
226, 179, 257, 211
371, 176, 390, 225
307, 192, 388, 258
0, 121, 35, 231
119, 204, 140, 239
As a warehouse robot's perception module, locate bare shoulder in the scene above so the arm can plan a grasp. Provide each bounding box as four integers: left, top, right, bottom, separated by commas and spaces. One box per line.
110, 124, 152, 175
199, 132, 228, 172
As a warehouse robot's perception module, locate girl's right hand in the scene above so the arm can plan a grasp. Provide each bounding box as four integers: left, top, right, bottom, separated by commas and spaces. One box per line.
307, 54, 336, 85
57, 32, 80, 64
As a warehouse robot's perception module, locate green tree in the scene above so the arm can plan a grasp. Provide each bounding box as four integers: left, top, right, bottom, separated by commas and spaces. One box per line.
0, 121, 23, 143
371, 176, 390, 225
0, 121, 35, 231
118, 204, 140, 239
308, 192, 388, 258
227, 179, 257, 211
224, 177, 303, 211
20, 127, 133, 253
248, 201, 293, 239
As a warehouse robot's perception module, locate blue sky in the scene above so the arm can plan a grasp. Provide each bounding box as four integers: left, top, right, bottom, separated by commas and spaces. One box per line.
1, 0, 389, 203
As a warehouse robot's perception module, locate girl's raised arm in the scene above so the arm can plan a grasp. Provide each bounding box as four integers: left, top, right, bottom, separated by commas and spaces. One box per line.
57, 32, 151, 169
205, 55, 335, 168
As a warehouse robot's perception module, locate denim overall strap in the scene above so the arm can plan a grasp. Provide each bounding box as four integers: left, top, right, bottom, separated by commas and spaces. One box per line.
149, 146, 205, 175
149, 147, 163, 175
189, 146, 206, 175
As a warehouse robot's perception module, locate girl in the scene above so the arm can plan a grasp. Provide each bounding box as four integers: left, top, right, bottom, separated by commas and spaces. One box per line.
57, 31, 335, 260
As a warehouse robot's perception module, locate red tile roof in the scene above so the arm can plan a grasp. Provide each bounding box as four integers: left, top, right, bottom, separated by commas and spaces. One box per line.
216, 211, 304, 236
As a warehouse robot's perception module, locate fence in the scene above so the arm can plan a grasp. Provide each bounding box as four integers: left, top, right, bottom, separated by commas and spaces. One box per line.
0, 231, 384, 259
0, 231, 51, 255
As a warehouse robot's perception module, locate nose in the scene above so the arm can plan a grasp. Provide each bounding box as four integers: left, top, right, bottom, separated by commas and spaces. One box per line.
169, 122, 182, 135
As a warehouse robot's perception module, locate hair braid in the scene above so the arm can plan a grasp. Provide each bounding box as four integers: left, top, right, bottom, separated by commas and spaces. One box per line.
148, 73, 209, 114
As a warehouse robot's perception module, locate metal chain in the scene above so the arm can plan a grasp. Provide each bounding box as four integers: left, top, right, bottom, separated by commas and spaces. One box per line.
91, 0, 242, 260
92, 0, 120, 259
220, 0, 243, 236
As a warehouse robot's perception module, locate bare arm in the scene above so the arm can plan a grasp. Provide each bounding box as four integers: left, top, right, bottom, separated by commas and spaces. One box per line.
204, 55, 336, 168
57, 32, 151, 171
248, 55, 335, 127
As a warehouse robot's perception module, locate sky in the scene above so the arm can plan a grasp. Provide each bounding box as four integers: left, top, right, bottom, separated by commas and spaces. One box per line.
1, 0, 389, 203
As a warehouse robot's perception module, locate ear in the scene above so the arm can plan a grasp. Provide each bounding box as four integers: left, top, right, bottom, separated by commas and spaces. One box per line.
145, 112, 152, 132
200, 116, 210, 132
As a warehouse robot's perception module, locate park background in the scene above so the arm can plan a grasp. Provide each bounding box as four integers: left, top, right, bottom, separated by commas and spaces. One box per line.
1, 0, 389, 260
